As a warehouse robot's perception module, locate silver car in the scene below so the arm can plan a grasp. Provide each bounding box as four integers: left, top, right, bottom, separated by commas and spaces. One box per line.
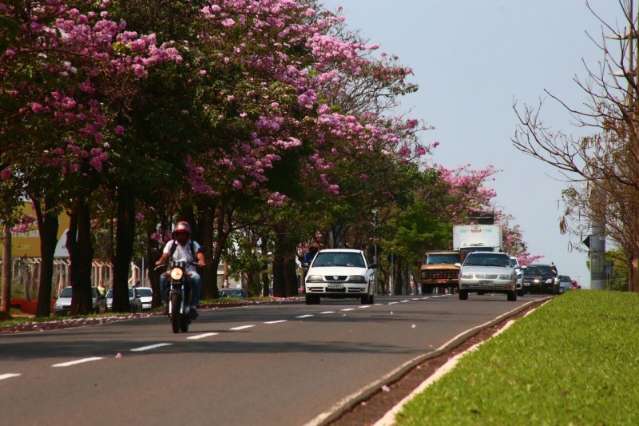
459, 252, 518, 301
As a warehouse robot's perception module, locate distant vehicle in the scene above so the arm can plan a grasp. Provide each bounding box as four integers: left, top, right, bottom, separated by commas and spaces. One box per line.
219, 288, 247, 299
134, 287, 154, 310
558, 275, 572, 294
458, 252, 518, 301
420, 251, 460, 294
522, 264, 560, 294
453, 225, 503, 261
304, 249, 376, 305
509, 256, 525, 296
55, 287, 98, 315
106, 288, 136, 311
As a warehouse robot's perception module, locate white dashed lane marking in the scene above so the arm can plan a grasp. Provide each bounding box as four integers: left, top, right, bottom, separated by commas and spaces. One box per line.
264, 320, 288, 325
52, 357, 104, 368
359, 305, 371, 309
296, 314, 314, 319
230, 325, 256, 331
130, 343, 173, 352
0, 373, 21, 381
341, 308, 355, 312
388, 302, 399, 305
320, 311, 335, 315
187, 333, 219, 340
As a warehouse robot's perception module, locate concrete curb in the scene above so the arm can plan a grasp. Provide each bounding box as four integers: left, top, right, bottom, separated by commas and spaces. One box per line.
304, 296, 553, 426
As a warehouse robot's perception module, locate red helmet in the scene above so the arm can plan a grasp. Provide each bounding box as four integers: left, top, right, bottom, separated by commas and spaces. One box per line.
172, 221, 191, 237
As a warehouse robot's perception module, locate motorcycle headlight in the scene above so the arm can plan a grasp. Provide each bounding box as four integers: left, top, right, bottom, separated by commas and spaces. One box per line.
348, 275, 366, 283
170, 267, 184, 281
306, 275, 323, 283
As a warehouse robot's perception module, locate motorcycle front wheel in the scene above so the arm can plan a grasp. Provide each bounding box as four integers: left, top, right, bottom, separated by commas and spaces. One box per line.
170, 293, 181, 334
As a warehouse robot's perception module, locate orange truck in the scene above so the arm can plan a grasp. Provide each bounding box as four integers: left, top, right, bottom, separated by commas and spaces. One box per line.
419, 251, 461, 294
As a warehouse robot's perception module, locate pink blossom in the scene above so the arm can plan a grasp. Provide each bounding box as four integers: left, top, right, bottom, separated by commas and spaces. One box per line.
222, 18, 236, 28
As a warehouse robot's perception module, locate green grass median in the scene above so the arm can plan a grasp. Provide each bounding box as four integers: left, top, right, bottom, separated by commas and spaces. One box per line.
397, 291, 639, 425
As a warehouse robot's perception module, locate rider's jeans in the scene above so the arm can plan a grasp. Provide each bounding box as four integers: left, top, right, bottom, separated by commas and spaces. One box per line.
160, 272, 201, 307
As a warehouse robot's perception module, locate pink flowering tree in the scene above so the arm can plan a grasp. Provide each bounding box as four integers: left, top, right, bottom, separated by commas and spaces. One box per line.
0, 0, 181, 315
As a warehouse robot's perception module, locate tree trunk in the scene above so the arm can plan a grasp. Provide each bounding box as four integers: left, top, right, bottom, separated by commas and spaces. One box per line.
203, 205, 231, 299
67, 200, 94, 315
630, 254, 639, 292
146, 228, 163, 308
112, 188, 135, 312
1, 224, 12, 315
34, 197, 59, 317
272, 230, 298, 297
261, 236, 270, 297
196, 202, 216, 301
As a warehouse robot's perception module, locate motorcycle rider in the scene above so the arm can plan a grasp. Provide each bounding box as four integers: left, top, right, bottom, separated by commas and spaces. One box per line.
155, 221, 206, 318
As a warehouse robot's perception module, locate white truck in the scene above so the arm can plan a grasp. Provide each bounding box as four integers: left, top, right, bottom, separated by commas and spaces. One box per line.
453, 224, 503, 261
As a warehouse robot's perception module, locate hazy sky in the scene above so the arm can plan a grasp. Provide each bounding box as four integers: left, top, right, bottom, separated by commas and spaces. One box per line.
321, 0, 621, 287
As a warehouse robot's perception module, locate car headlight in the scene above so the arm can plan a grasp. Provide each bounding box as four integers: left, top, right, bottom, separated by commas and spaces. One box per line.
534, 279, 541, 283
170, 267, 184, 281
347, 275, 366, 283
306, 275, 324, 283
461, 273, 474, 279
499, 274, 512, 280
545, 278, 553, 284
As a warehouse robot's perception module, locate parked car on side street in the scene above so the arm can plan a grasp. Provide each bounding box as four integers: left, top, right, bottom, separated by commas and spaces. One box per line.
305, 249, 376, 305
54, 287, 98, 315
106, 288, 136, 311
219, 288, 247, 299
458, 252, 518, 301
522, 264, 560, 294
134, 287, 154, 310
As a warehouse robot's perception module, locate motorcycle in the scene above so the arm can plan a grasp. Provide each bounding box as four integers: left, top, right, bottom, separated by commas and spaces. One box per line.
157, 261, 195, 333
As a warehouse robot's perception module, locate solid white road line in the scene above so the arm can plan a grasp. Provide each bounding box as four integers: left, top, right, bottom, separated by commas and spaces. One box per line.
52, 357, 104, 368
186, 332, 219, 341
0, 373, 21, 381
341, 308, 355, 312
230, 325, 255, 331
320, 311, 335, 315
264, 320, 287, 325
130, 343, 173, 352
296, 314, 314, 319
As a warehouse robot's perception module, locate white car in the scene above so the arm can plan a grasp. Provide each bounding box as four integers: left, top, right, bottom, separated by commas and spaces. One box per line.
458, 252, 518, 301
55, 286, 98, 315
106, 288, 136, 311
304, 249, 376, 305
134, 287, 154, 310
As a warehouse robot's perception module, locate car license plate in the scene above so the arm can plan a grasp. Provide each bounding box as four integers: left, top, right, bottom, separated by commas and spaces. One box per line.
436, 279, 448, 284
327, 284, 344, 290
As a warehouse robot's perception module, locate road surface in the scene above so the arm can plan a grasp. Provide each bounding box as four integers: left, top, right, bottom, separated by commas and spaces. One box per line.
0, 294, 543, 425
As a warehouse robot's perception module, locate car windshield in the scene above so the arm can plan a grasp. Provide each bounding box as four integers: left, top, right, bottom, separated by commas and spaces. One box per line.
312, 252, 366, 268
426, 254, 459, 264
527, 265, 556, 276
509, 259, 518, 267
60, 288, 72, 298
136, 288, 153, 297
464, 253, 510, 267
559, 275, 572, 283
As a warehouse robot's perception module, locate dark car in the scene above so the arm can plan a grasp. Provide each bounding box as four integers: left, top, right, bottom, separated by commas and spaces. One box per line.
523, 264, 560, 294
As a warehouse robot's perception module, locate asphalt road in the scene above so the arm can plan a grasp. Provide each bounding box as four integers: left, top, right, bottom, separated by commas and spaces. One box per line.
0, 294, 544, 426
